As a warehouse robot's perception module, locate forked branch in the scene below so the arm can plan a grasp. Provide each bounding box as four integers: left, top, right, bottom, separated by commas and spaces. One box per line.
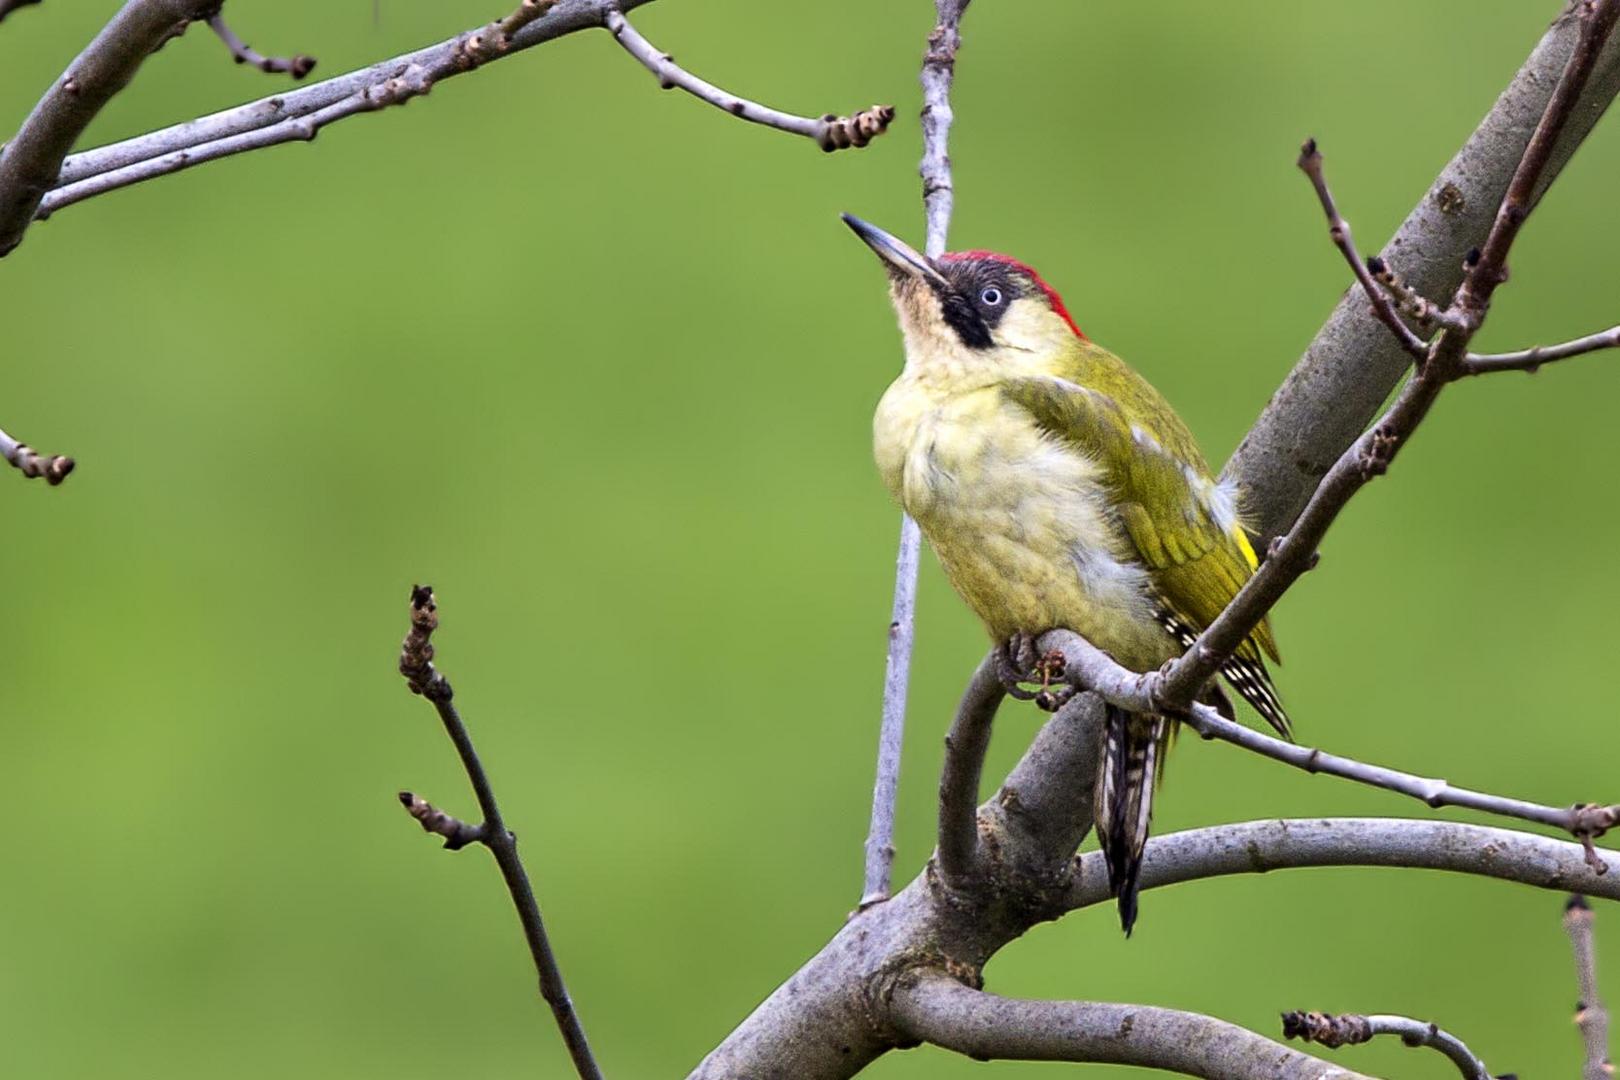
397, 586, 603, 1080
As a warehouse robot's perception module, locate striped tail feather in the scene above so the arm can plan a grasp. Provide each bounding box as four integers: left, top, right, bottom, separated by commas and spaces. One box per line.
1156, 608, 1291, 739
1094, 705, 1168, 936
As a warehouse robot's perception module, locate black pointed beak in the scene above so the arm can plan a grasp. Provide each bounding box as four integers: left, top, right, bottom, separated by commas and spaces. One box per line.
841, 213, 948, 287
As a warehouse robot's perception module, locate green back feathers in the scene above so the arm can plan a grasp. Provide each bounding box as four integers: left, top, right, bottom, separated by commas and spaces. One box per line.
999, 340, 1280, 668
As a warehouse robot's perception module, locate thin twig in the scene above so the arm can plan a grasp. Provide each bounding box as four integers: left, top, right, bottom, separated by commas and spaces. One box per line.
1459, 0, 1620, 315
859, 0, 972, 909
1282, 1011, 1493, 1080
1044, 627, 1620, 860
1297, 139, 1431, 361
1566, 895, 1613, 1079
935, 653, 1003, 887
1365, 254, 1462, 332
0, 0, 42, 24
893, 974, 1373, 1079
0, 424, 74, 485
397, 586, 603, 1080
398, 791, 486, 850
204, 12, 315, 79
1462, 324, 1620, 375
603, 9, 891, 152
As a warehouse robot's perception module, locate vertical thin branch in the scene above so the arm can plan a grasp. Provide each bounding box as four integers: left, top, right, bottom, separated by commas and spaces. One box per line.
398, 587, 604, 1080
1566, 895, 1612, 1080
860, 0, 973, 908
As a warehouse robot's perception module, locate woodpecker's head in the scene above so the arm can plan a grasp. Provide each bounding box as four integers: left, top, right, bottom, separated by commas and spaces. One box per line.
843, 213, 1084, 375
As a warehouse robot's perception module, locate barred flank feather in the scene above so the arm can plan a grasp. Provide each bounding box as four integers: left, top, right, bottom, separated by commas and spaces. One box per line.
1094, 705, 1167, 935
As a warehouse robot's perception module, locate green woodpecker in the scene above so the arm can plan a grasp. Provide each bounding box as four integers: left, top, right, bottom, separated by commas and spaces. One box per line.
844, 214, 1288, 933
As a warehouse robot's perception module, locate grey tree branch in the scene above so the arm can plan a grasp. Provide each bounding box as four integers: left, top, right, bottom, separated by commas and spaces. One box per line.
603, 8, 891, 152
9, 0, 889, 252
1225, 1, 1620, 539
397, 586, 603, 1080
0, 0, 222, 256
894, 975, 1371, 1080
1066, 819, 1620, 912
935, 652, 1002, 887
1566, 894, 1613, 1079
1462, 324, 1620, 375
861, 0, 973, 909
0, 424, 74, 485
1281, 1011, 1492, 1080
204, 11, 315, 79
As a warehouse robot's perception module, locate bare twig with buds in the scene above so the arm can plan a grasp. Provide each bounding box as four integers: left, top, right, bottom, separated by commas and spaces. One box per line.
1282, 1010, 1495, 1079
1462, 324, 1620, 376
603, 9, 891, 152
397, 586, 602, 1080
1, 0, 893, 255
1566, 895, 1614, 1079
1296, 142, 1432, 361
204, 12, 314, 79
858, 0, 975, 912
0, 424, 74, 485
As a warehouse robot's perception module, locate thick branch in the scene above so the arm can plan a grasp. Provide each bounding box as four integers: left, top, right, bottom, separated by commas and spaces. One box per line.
893, 975, 1372, 1079
0, 424, 74, 485
0, 0, 219, 256
1566, 895, 1613, 1079
603, 9, 891, 152
1066, 819, 1620, 913
1282, 1011, 1491, 1080
861, 0, 973, 908
1226, 5, 1620, 538
398, 587, 602, 1080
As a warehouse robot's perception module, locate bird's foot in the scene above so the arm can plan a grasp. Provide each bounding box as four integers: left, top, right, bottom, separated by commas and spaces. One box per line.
997, 633, 1040, 700
1032, 649, 1072, 711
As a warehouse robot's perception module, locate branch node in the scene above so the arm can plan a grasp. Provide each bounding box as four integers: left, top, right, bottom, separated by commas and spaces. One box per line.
398, 791, 486, 850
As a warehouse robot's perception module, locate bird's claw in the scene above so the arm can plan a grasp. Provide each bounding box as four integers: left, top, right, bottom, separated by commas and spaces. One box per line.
998, 633, 1040, 699
999, 635, 1074, 707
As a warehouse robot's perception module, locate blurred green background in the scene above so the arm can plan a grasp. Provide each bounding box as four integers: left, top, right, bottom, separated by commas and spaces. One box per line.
4, 1, 1618, 1076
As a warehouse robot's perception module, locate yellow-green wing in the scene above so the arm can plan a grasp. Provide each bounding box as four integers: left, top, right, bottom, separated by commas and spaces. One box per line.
1000, 368, 1289, 734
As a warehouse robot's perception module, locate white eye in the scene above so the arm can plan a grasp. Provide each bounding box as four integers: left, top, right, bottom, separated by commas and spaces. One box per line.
980, 286, 1003, 306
